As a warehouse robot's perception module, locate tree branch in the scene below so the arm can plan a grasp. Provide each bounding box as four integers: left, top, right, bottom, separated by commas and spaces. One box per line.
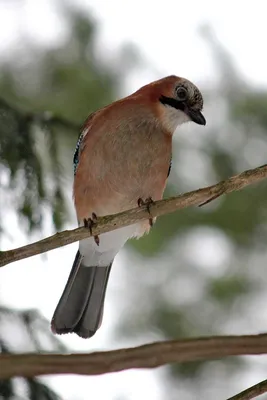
1, 163, 267, 267
0, 97, 80, 131
1, 333, 267, 379
227, 378, 267, 400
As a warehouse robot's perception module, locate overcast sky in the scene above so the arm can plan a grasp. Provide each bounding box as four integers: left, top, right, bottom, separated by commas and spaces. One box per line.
1, 1, 267, 399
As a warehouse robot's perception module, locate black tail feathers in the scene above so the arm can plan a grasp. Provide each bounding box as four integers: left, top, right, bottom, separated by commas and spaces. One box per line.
51, 251, 112, 338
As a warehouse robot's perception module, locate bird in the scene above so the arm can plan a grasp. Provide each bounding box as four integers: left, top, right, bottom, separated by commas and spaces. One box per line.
51, 75, 206, 339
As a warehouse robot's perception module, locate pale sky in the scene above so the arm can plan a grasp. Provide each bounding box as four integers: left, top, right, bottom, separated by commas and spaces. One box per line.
1, 0, 267, 399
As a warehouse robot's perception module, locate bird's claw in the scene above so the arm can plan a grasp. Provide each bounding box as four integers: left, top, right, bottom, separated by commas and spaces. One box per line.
84, 212, 99, 246
138, 196, 155, 227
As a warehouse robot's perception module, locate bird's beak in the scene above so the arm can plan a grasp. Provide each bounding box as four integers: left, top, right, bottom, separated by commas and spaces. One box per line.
187, 108, 206, 126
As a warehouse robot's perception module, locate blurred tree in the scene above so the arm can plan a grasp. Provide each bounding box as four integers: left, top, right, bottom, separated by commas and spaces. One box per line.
0, 3, 135, 236
1, 1, 267, 398
0, 307, 65, 400
0, 3, 137, 400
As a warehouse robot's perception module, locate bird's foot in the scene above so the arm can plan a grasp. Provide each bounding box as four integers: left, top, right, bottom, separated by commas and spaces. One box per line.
84, 212, 99, 246
138, 196, 155, 227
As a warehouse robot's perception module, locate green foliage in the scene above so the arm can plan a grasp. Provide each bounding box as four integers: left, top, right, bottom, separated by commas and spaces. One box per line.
232, 92, 267, 127
0, 4, 130, 236
208, 275, 249, 303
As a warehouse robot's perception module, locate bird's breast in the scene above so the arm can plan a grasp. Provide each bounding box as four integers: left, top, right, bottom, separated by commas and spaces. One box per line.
74, 112, 172, 222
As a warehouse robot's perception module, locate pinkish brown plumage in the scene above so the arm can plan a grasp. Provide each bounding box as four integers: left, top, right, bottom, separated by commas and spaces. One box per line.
51, 75, 206, 338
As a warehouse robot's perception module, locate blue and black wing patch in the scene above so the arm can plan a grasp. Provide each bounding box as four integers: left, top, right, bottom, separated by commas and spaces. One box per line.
167, 156, 172, 178
73, 112, 96, 175
73, 132, 85, 175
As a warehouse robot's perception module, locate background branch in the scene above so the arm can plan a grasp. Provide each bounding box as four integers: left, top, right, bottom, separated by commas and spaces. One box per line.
1, 333, 267, 379
227, 378, 267, 400
0, 98, 80, 131
1, 163, 267, 268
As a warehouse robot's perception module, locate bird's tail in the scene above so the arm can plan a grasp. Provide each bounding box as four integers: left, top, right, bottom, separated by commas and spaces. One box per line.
51, 250, 112, 338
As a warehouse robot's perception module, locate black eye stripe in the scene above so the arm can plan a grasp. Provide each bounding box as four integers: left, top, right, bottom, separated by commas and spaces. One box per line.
159, 95, 185, 111
159, 87, 203, 111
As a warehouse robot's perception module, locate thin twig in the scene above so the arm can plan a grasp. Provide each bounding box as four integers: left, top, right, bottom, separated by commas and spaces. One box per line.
1, 163, 267, 267
1, 333, 267, 379
227, 378, 267, 400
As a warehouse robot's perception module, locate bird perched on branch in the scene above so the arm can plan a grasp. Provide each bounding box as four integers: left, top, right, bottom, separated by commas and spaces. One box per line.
51, 75, 206, 338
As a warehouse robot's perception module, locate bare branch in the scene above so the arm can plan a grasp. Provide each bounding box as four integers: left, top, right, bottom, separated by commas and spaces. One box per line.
227, 378, 267, 400
1, 163, 267, 268
1, 333, 267, 379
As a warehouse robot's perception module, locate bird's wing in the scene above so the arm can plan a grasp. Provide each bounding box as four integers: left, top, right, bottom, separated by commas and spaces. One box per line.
167, 156, 172, 178
73, 112, 97, 176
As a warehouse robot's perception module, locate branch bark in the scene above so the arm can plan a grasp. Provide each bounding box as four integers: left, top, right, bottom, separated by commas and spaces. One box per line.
1, 333, 267, 379
227, 379, 267, 400
1, 163, 267, 267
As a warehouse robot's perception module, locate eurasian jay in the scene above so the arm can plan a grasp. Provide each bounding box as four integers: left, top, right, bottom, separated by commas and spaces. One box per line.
51, 75, 206, 338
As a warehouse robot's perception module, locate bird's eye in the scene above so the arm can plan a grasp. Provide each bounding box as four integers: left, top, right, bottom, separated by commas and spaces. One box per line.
176, 86, 188, 101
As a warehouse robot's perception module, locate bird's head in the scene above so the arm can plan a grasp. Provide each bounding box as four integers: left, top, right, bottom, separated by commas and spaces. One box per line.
137, 75, 206, 133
